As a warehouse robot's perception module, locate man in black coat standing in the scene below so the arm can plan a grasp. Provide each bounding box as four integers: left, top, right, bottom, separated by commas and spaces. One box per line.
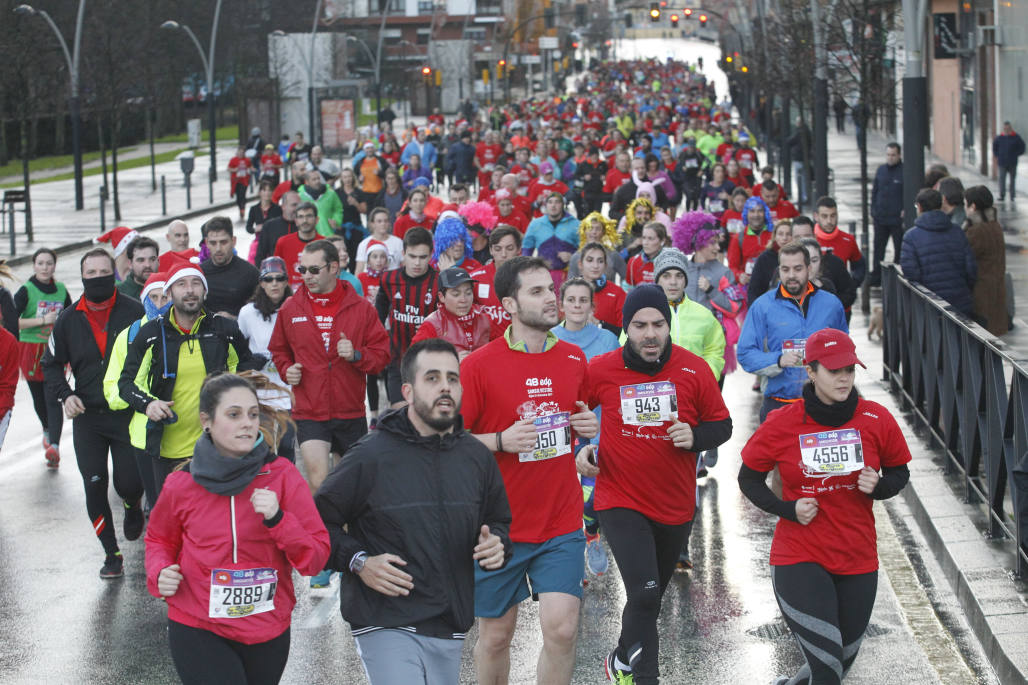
869, 142, 904, 286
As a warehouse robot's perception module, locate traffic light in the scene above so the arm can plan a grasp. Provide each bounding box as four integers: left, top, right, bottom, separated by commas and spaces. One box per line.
544, 7, 555, 28
497, 59, 506, 79
698, 13, 708, 23
649, 2, 660, 21
421, 66, 432, 82
670, 13, 679, 26
683, 7, 693, 18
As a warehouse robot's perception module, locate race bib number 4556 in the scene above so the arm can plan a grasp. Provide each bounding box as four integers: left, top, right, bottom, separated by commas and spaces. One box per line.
799, 429, 864, 474
209, 567, 278, 619
519, 412, 572, 463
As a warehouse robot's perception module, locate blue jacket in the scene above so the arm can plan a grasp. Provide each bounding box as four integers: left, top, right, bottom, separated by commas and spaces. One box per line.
900, 210, 977, 315
400, 140, 437, 170
523, 213, 580, 271
993, 132, 1026, 167
871, 161, 903, 224
738, 286, 848, 400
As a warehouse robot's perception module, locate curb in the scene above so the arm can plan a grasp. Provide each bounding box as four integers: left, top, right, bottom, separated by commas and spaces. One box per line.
4, 198, 248, 268
900, 437, 1028, 684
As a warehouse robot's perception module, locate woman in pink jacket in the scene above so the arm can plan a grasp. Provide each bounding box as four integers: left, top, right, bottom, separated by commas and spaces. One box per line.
145, 373, 330, 684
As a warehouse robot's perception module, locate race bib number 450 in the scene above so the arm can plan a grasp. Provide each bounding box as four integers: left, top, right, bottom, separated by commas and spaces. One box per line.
620, 381, 677, 426
209, 567, 278, 619
799, 429, 864, 474
519, 412, 572, 463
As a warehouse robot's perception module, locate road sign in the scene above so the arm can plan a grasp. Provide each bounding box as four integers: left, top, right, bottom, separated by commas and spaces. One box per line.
539, 36, 559, 50
521, 55, 542, 65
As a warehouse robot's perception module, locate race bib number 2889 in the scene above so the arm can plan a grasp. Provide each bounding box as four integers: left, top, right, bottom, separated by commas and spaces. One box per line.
209, 567, 278, 619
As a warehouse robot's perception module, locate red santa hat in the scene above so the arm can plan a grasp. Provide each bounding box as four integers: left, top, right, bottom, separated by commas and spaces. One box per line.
365, 240, 389, 256
164, 261, 207, 293
140, 271, 167, 301
94, 226, 139, 258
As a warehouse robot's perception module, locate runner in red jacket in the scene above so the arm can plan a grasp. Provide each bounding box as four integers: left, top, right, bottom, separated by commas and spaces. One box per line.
268, 240, 389, 497
145, 373, 330, 681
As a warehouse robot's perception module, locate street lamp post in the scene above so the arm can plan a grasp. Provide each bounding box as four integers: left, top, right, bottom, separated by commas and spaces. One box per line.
345, 35, 380, 122
161, 0, 223, 186
15, 2, 86, 211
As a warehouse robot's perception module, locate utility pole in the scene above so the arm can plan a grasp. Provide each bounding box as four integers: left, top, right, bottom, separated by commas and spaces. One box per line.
811, 0, 829, 200
901, 0, 928, 228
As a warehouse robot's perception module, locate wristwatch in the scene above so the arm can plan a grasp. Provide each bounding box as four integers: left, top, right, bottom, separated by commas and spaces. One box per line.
349, 551, 368, 574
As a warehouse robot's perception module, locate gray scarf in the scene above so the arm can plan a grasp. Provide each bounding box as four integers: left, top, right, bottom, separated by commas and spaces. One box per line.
190, 433, 273, 496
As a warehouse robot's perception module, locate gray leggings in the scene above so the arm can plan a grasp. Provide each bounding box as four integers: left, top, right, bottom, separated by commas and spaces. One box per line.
354, 629, 463, 685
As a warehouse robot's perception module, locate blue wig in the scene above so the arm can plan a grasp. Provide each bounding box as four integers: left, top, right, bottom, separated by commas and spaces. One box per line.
742, 196, 773, 232
432, 217, 473, 263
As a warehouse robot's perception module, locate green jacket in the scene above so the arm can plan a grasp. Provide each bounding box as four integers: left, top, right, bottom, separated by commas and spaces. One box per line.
103, 314, 151, 449
620, 296, 725, 378
299, 185, 344, 237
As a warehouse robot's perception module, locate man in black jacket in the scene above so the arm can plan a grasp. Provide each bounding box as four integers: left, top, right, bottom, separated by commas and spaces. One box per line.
199, 217, 259, 318
869, 142, 904, 286
42, 248, 145, 580
315, 338, 512, 684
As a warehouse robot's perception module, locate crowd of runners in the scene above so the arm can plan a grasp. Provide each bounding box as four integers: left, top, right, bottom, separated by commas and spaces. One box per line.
0, 56, 914, 685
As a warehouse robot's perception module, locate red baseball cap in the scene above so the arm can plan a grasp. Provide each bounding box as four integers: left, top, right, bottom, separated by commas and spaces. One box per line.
803, 328, 865, 369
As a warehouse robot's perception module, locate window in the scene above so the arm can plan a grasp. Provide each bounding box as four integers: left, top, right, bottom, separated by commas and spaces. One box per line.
463, 27, 486, 41
416, 28, 432, 44
418, 0, 434, 13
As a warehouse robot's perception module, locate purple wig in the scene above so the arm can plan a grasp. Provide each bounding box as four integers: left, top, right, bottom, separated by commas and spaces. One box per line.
671, 210, 721, 254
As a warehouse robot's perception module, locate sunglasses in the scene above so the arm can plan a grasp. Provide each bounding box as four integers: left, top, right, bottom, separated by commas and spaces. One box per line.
261, 275, 287, 283
296, 263, 329, 275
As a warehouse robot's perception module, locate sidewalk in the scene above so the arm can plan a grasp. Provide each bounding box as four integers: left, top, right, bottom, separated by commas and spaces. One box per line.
0, 143, 243, 266
829, 130, 1028, 682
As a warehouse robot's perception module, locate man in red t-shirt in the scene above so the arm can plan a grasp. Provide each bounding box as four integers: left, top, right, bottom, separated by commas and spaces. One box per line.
468, 226, 522, 329
734, 134, 759, 183
814, 196, 867, 294
274, 201, 321, 289
577, 285, 731, 684
461, 256, 598, 685
759, 181, 799, 223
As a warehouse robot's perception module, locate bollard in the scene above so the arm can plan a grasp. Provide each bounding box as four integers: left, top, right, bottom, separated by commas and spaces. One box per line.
186, 174, 192, 211
854, 220, 871, 314
161, 176, 167, 216
99, 185, 107, 232
208, 167, 214, 205
8, 203, 15, 257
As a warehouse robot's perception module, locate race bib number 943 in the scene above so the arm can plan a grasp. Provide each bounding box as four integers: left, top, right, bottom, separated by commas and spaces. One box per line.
799, 429, 864, 474
620, 381, 677, 426
209, 568, 278, 619
519, 412, 572, 463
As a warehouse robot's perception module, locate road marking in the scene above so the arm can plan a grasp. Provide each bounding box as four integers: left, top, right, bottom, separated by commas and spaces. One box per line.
298, 584, 341, 630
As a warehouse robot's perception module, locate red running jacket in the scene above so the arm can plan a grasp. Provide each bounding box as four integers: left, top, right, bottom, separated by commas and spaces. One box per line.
145, 457, 331, 644
268, 281, 390, 421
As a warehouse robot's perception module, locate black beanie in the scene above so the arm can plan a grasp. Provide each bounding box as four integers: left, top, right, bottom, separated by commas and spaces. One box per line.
623, 284, 672, 327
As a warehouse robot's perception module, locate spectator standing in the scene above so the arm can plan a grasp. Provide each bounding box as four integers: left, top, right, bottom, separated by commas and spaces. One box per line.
993, 120, 1025, 201
869, 142, 904, 286
900, 189, 977, 316
963, 185, 1008, 335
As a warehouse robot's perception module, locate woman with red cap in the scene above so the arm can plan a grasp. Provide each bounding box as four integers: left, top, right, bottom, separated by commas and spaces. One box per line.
738, 328, 911, 685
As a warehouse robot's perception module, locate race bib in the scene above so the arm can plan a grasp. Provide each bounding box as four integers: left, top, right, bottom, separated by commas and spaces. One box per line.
782, 338, 806, 356
519, 412, 572, 462
745, 259, 756, 275
35, 301, 64, 318
209, 568, 278, 619
727, 218, 743, 234
709, 200, 724, 213
477, 283, 490, 300
799, 429, 864, 474
685, 158, 698, 168
620, 381, 677, 426
740, 158, 753, 169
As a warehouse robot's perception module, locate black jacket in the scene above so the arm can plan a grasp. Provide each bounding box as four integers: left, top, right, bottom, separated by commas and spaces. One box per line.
42, 292, 144, 412
747, 249, 856, 310
256, 216, 296, 264
117, 310, 262, 456
201, 256, 259, 317
314, 408, 512, 638
871, 161, 904, 224
574, 159, 607, 196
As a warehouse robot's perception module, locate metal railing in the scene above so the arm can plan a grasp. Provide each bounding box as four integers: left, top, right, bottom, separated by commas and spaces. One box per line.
882, 262, 1028, 577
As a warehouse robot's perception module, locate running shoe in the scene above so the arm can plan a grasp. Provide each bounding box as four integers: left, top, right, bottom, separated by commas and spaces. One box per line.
44, 444, 60, 469
100, 552, 124, 579
42, 432, 51, 451
585, 534, 609, 576
124, 500, 145, 541
604, 650, 634, 684
703, 448, 718, 468
309, 568, 334, 590
675, 556, 693, 573
369, 417, 378, 430
696, 465, 708, 479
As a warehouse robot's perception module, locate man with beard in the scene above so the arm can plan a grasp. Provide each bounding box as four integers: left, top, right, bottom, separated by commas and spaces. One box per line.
42, 248, 145, 579
315, 338, 512, 683
118, 261, 259, 495
199, 217, 259, 318
577, 284, 731, 685
460, 256, 598, 685
738, 242, 848, 422
257, 191, 301, 264
117, 237, 159, 300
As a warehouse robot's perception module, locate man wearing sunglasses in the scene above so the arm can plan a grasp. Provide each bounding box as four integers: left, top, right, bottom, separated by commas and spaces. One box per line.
269, 239, 389, 505
274, 201, 322, 289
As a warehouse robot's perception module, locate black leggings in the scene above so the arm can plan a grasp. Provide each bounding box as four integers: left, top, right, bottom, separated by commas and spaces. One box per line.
233, 184, 247, 212
598, 507, 689, 685
27, 379, 63, 445
771, 563, 878, 685
168, 620, 290, 685
366, 373, 380, 414
73, 412, 143, 555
